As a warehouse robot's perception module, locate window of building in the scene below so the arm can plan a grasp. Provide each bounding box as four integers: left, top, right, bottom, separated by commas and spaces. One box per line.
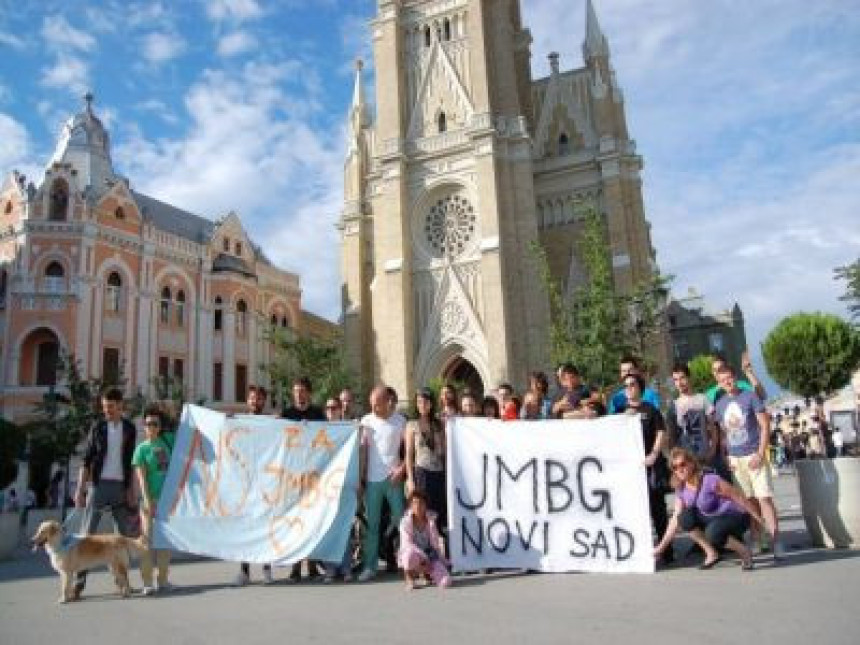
106, 272, 122, 312
213, 362, 223, 401
173, 358, 184, 385
160, 287, 172, 324
4, 201, 11, 214
668, 314, 677, 328
281, 316, 288, 328
115, 207, 125, 220
213, 296, 223, 331
102, 348, 121, 386
558, 133, 570, 156
36, 340, 59, 386
235, 241, 242, 256
424, 26, 431, 47
44, 261, 65, 293
235, 364, 248, 403
236, 299, 247, 337
158, 356, 170, 380
438, 111, 447, 134
443, 18, 452, 41
222, 238, 230, 252
270, 314, 277, 327
0, 269, 7, 307
709, 332, 724, 353
176, 290, 186, 326
48, 179, 69, 221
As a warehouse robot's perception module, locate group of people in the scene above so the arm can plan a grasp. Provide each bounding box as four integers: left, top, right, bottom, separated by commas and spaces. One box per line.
62, 350, 783, 598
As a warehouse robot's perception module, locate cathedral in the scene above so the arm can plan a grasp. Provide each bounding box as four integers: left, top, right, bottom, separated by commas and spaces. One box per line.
340, 0, 659, 397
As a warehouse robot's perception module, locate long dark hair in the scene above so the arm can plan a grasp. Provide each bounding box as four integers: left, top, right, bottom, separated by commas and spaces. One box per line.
415, 388, 442, 450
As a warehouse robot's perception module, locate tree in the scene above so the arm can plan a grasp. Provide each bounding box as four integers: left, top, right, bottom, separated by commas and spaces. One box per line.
834, 258, 860, 323
263, 329, 356, 408
686, 354, 714, 393
762, 312, 860, 399
0, 418, 25, 491
531, 207, 671, 391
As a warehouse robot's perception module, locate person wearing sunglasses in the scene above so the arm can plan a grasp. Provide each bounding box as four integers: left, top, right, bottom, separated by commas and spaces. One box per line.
133, 406, 175, 595
655, 448, 762, 571
615, 373, 672, 566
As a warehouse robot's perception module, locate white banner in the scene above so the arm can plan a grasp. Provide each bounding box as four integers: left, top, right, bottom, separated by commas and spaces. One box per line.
447, 416, 654, 574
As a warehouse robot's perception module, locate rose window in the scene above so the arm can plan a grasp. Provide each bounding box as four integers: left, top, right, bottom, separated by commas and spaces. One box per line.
424, 194, 476, 257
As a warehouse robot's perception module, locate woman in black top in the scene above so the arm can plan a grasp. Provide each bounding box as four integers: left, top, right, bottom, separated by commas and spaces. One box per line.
617, 374, 672, 566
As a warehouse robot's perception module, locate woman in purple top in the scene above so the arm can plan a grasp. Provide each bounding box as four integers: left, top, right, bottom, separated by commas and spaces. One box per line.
654, 448, 763, 571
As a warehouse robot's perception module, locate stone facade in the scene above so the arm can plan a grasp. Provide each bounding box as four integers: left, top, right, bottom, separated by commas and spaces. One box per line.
340, 0, 660, 397
666, 291, 748, 368
0, 96, 306, 421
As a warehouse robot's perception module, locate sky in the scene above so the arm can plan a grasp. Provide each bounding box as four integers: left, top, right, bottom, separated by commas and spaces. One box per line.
1, 0, 858, 391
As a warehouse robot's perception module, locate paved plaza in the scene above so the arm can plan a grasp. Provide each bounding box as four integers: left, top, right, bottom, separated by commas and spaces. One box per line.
1, 472, 857, 645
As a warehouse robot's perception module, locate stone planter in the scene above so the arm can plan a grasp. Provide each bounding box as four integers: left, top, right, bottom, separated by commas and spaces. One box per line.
796, 457, 860, 548
0, 512, 20, 560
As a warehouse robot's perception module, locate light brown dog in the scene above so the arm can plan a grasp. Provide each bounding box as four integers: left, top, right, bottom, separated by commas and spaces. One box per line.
31, 520, 148, 603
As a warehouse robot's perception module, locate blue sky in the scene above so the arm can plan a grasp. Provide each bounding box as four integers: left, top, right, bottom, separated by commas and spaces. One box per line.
1, 0, 858, 391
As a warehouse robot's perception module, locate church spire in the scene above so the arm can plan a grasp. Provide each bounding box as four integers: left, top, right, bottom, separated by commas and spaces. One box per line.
583, 0, 610, 61
349, 58, 370, 137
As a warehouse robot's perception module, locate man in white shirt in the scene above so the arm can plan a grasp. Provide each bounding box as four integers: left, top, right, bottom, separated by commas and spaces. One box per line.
358, 385, 407, 582
73, 388, 137, 598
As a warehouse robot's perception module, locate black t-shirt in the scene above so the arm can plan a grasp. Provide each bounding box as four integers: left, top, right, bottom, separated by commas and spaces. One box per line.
553, 384, 591, 418
617, 400, 664, 456
281, 405, 325, 421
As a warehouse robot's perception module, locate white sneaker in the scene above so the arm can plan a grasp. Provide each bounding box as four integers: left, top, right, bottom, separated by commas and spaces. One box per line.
357, 569, 376, 582
262, 567, 274, 585
232, 571, 250, 587
141, 585, 156, 597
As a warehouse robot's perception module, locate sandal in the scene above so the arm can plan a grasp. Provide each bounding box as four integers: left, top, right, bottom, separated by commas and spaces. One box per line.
698, 555, 721, 570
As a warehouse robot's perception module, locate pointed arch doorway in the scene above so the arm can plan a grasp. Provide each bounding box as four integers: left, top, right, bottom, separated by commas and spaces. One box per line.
442, 356, 484, 398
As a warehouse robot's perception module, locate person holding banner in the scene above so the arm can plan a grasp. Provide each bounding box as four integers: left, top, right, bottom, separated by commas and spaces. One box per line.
398, 490, 451, 590
405, 389, 446, 531
282, 377, 326, 582
358, 385, 407, 582
616, 374, 673, 566
133, 406, 174, 595
460, 391, 480, 416
234, 385, 275, 587
654, 448, 759, 570
482, 396, 501, 419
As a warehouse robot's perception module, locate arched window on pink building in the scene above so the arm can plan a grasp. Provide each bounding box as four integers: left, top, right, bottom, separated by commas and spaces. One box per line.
105, 272, 122, 312
236, 299, 247, 337
160, 287, 172, 324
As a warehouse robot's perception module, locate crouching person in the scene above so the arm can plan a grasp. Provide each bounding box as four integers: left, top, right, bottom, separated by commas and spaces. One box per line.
654, 448, 763, 571
133, 406, 174, 595
398, 490, 450, 590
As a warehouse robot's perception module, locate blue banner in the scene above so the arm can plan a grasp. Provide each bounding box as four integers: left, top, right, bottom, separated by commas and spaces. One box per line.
153, 405, 359, 565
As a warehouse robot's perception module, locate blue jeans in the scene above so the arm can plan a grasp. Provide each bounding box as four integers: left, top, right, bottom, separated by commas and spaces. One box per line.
361, 478, 404, 573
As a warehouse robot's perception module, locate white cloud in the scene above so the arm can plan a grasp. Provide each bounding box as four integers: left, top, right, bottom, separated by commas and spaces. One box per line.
40, 54, 89, 94
136, 99, 179, 124
217, 30, 257, 57
41, 15, 96, 53
142, 32, 186, 64
0, 114, 31, 170
0, 33, 26, 50
206, 0, 263, 22
113, 61, 343, 317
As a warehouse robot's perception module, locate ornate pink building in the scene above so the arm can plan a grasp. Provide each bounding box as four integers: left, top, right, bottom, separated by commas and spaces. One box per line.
0, 96, 304, 421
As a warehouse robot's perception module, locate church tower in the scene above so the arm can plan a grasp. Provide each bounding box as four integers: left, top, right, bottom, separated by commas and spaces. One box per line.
341, 0, 661, 397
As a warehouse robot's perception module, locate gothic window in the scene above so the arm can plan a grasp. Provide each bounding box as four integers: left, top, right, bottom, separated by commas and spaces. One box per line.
4, 201, 11, 214
176, 290, 186, 326
424, 194, 476, 257
36, 340, 60, 386
281, 316, 288, 328
438, 111, 447, 133
222, 237, 230, 252
115, 207, 125, 220
48, 179, 69, 221
44, 261, 65, 293
443, 18, 452, 41
236, 299, 247, 337
235, 241, 242, 256
160, 287, 172, 324
106, 272, 122, 312
424, 26, 431, 47
213, 296, 223, 331
558, 133, 570, 156
270, 314, 277, 327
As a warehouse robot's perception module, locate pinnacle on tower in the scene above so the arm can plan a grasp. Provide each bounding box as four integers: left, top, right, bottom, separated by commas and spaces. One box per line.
583, 0, 610, 60
349, 58, 370, 133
